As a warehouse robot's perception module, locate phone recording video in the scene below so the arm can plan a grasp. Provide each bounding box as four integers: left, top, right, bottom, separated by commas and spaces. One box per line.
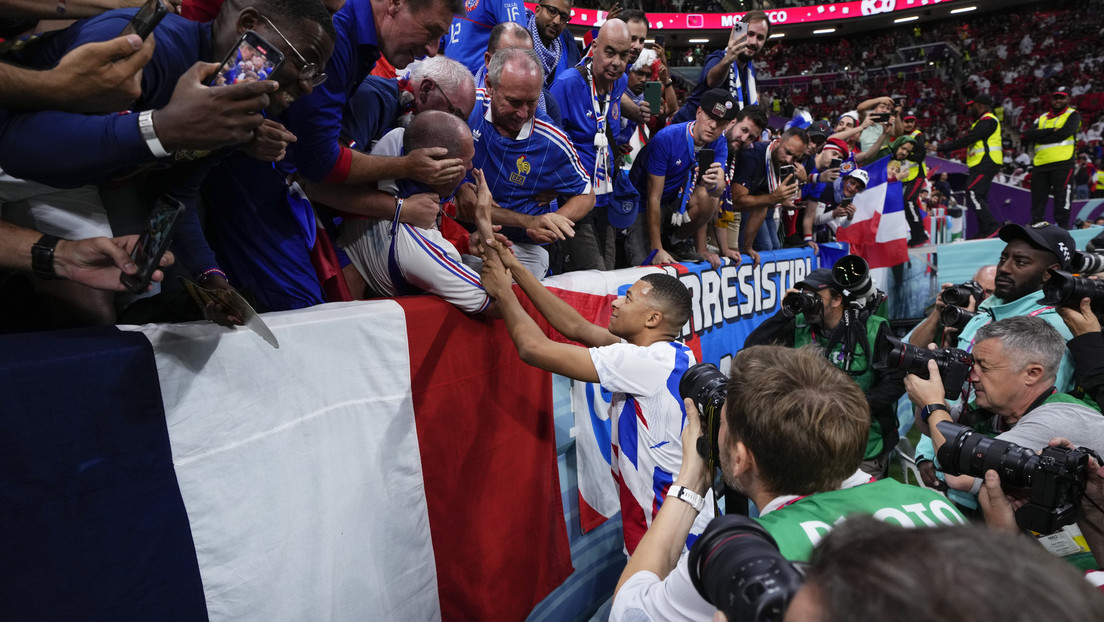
121, 195, 185, 294
731, 20, 748, 39
780, 164, 795, 182
697, 148, 715, 184
208, 31, 284, 87
120, 0, 168, 40
829, 157, 842, 170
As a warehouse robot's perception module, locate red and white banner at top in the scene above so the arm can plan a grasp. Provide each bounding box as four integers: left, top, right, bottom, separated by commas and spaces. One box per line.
524, 0, 964, 29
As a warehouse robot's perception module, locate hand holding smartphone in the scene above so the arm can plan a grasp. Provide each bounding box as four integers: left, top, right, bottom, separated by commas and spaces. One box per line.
120, 0, 168, 39
208, 30, 284, 87
121, 195, 185, 294
697, 148, 715, 185
644, 81, 662, 116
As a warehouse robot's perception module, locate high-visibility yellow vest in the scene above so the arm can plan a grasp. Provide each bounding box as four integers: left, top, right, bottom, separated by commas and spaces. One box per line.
1094, 170, 1104, 192
1033, 107, 1076, 166
967, 112, 1002, 167
902, 129, 924, 182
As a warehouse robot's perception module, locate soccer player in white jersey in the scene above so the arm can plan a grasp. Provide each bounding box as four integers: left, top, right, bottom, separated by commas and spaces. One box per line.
479, 241, 711, 555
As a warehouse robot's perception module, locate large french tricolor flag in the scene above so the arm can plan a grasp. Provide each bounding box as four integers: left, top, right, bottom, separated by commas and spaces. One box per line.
0, 298, 570, 621
835, 155, 910, 269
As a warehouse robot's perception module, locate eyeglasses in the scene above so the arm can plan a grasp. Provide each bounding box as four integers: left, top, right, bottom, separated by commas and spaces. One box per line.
539, 4, 571, 23
433, 81, 465, 119
259, 15, 327, 88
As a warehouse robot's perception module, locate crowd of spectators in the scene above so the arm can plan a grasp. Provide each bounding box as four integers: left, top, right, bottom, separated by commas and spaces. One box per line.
4, 0, 1104, 616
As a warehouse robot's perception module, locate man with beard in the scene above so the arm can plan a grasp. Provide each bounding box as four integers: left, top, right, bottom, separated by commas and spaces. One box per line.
630, 88, 732, 265
729, 126, 806, 260
525, 0, 579, 87
1022, 88, 1081, 228
671, 10, 770, 123
713, 104, 768, 266
609, 345, 963, 622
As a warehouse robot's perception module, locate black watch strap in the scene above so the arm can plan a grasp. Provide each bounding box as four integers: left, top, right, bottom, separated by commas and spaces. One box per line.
920, 403, 949, 424
31, 234, 61, 280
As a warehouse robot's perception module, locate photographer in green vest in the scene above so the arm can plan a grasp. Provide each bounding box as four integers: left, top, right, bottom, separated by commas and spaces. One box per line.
744, 259, 906, 477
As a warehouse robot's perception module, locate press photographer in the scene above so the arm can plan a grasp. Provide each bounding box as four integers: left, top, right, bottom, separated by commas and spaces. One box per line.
1050, 270, 1104, 407
610, 346, 963, 622
744, 256, 905, 477
904, 316, 1104, 510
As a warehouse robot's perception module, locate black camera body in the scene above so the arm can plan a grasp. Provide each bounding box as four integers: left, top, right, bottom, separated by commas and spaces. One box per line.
781, 291, 822, 319
936, 421, 1092, 534
939, 305, 977, 331
1039, 268, 1104, 315
874, 334, 974, 400
941, 280, 985, 308
679, 363, 727, 469
688, 514, 805, 622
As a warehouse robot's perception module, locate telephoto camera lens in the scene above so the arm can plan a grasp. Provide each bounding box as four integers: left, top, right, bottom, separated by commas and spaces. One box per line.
781, 291, 822, 319
873, 334, 974, 399
939, 305, 977, 331
941, 280, 984, 308
832, 254, 874, 304
689, 514, 806, 622
1074, 250, 1104, 275
679, 363, 728, 466
935, 421, 1038, 488
1038, 268, 1104, 314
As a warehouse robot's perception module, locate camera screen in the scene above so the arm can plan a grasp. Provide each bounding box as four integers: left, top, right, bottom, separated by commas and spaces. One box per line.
214, 39, 278, 86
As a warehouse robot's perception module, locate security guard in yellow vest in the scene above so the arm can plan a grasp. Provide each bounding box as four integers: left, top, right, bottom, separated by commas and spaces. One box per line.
937, 93, 1001, 238
901, 115, 929, 244
1021, 88, 1081, 228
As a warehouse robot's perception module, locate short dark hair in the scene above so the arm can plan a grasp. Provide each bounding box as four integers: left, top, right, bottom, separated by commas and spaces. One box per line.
724, 346, 868, 496
780, 126, 810, 145
736, 104, 769, 133
620, 8, 648, 31
807, 518, 1104, 622
741, 9, 772, 39
639, 273, 691, 329
487, 21, 531, 55
259, 0, 336, 42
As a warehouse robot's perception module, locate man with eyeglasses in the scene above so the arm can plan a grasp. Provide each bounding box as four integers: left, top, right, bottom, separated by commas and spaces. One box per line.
202, 0, 475, 313
0, 0, 336, 324
526, 0, 580, 88
343, 55, 476, 154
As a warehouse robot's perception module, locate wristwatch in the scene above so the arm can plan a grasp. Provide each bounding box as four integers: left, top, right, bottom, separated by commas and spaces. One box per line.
31, 234, 61, 280
919, 403, 949, 424
667, 485, 706, 513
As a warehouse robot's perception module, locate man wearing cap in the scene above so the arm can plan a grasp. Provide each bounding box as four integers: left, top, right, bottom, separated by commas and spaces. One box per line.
786, 120, 840, 248
806, 170, 868, 244
885, 134, 928, 245
550, 19, 631, 272
1022, 88, 1082, 228
670, 10, 771, 124
937, 94, 1002, 238
629, 88, 730, 265
910, 221, 1081, 509
745, 264, 906, 477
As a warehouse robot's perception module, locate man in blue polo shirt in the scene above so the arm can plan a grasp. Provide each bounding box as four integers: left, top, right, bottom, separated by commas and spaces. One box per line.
550, 18, 630, 272
630, 88, 731, 266
470, 47, 593, 278
729, 126, 807, 262
671, 10, 770, 124
445, 0, 525, 74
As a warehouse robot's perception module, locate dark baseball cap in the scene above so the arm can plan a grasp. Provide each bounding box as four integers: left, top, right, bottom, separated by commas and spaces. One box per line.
795, 268, 839, 292
808, 120, 833, 141
998, 222, 1076, 270
966, 93, 994, 108
1052, 87, 1071, 98
902, 114, 917, 122
701, 89, 738, 122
